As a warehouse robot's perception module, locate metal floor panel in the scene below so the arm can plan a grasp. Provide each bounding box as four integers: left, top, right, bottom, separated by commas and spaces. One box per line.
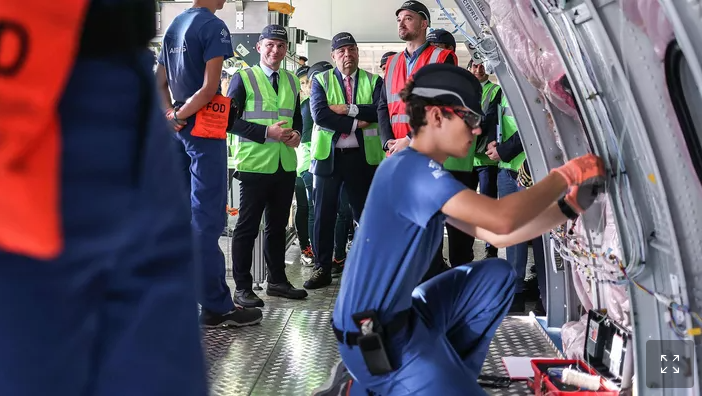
206, 242, 553, 395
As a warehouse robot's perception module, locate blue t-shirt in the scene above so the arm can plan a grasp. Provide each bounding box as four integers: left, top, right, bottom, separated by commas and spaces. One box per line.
332, 148, 467, 331
158, 8, 233, 103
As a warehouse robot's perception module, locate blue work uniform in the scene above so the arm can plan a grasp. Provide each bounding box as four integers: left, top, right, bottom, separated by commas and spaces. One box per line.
0, 12, 207, 396
333, 148, 516, 395
158, 8, 236, 315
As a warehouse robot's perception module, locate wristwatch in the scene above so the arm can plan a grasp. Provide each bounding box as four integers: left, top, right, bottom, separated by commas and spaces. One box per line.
173, 105, 181, 122
557, 197, 579, 220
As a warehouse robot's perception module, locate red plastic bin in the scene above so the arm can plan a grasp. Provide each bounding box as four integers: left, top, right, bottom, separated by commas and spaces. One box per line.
531, 359, 619, 396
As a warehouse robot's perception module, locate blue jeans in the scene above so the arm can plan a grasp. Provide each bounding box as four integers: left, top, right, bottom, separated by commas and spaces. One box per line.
497, 169, 528, 293
295, 171, 315, 249
335, 188, 353, 260
343, 259, 516, 395
0, 52, 207, 396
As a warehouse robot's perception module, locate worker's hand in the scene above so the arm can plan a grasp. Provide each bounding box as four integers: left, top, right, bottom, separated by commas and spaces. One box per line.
165, 108, 186, 132
564, 177, 605, 213
388, 136, 410, 155
329, 104, 349, 115
283, 131, 301, 148
386, 139, 397, 152
552, 153, 605, 187
357, 120, 370, 129
486, 141, 500, 161
267, 121, 293, 141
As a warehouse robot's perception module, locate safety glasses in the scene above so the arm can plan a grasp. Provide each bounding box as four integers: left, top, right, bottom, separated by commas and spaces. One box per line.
430, 106, 483, 129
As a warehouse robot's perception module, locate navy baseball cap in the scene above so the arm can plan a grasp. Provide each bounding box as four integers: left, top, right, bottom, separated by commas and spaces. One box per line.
259, 24, 288, 42
396, 1, 431, 24
295, 66, 310, 78
331, 32, 357, 51
308, 61, 334, 80
409, 63, 484, 116
380, 51, 397, 67
427, 29, 456, 49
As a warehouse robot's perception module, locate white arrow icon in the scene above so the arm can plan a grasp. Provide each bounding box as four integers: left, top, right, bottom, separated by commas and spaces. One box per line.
662, 367, 668, 373
674, 367, 680, 374
674, 355, 680, 361
661, 355, 668, 361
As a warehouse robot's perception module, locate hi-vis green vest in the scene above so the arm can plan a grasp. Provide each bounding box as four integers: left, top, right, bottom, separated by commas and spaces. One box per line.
473, 81, 501, 167
444, 81, 501, 171
497, 95, 526, 172
296, 142, 312, 176
232, 65, 300, 174
310, 69, 385, 166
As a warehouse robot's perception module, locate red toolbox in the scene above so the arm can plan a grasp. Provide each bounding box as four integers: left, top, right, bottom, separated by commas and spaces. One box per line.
531, 359, 620, 395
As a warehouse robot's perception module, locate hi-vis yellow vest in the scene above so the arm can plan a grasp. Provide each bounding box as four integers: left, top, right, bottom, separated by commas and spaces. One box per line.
233, 65, 300, 174
497, 95, 526, 172
310, 69, 385, 166
444, 81, 501, 171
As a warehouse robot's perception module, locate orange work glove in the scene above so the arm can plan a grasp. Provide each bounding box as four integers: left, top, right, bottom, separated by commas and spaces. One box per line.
564, 178, 605, 214
552, 153, 605, 186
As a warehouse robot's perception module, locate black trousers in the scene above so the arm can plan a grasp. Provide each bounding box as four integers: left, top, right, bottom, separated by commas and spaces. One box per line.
230, 165, 296, 291
313, 148, 376, 272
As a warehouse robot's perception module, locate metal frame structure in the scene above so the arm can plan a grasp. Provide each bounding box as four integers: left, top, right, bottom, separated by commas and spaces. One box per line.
454, 0, 702, 394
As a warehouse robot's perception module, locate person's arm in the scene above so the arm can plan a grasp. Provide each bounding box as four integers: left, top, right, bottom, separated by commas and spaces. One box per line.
495, 133, 524, 163
310, 77, 354, 137
355, 76, 382, 122
378, 81, 394, 149
226, 73, 267, 143
300, 99, 313, 143
174, 20, 233, 119
443, 153, 604, 235
481, 89, 502, 146
446, 202, 566, 248
442, 172, 568, 236
155, 63, 173, 111
293, 94, 303, 132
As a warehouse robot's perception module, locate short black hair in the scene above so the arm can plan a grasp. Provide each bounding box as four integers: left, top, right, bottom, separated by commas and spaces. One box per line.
400, 79, 455, 133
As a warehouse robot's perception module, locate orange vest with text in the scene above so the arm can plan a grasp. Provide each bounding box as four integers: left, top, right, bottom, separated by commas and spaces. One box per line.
0, 0, 90, 259
384, 46, 454, 139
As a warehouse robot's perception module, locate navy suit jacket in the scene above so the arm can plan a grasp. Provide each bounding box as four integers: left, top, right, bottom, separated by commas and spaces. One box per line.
309, 68, 383, 176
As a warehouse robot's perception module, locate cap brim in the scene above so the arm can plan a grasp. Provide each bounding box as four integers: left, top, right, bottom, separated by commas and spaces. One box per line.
396, 7, 428, 20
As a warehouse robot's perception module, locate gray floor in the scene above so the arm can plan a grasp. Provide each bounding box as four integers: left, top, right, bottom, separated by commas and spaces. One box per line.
206, 237, 558, 395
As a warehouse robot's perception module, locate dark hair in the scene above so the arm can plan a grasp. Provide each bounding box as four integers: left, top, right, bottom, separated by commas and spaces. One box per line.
399, 79, 453, 133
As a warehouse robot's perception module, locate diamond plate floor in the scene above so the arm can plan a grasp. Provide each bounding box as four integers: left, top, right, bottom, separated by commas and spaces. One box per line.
206, 241, 555, 395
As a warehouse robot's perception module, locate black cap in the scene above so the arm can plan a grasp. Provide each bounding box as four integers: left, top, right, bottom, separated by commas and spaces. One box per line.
299, 56, 308, 62
380, 51, 397, 67
331, 32, 357, 51
259, 24, 288, 42
396, 1, 431, 24
295, 66, 310, 78
409, 63, 484, 115
308, 61, 334, 80
427, 29, 456, 49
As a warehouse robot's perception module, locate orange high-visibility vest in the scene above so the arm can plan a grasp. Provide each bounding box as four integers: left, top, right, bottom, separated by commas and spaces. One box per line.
384, 46, 453, 139
0, 1, 89, 259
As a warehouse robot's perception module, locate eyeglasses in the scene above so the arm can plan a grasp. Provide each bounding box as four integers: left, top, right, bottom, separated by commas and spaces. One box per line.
429, 106, 483, 129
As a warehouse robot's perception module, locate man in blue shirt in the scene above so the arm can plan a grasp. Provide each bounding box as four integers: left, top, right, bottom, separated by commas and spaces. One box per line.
156, 0, 262, 327
314, 63, 605, 395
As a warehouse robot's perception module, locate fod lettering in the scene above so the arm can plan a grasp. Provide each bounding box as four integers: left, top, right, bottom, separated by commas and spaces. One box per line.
0, 20, 29, 76
207, 102, 227, 113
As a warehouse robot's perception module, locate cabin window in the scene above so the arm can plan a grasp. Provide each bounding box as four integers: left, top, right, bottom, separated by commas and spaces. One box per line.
665, 40, 702, 181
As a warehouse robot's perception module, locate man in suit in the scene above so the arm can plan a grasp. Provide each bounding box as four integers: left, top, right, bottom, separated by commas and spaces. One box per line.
303, 32, 384, 290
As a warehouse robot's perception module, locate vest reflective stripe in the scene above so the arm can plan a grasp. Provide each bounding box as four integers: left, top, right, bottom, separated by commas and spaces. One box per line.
233, 65, 300, 174
473, 82, 502, 167
385, 46, 453, 139
497, 96, 526, 172
311, 69, 385, 166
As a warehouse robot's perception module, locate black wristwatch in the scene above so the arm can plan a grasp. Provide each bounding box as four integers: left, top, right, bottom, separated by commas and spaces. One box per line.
557, 197, 579, 220
173, 105, 181, 122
